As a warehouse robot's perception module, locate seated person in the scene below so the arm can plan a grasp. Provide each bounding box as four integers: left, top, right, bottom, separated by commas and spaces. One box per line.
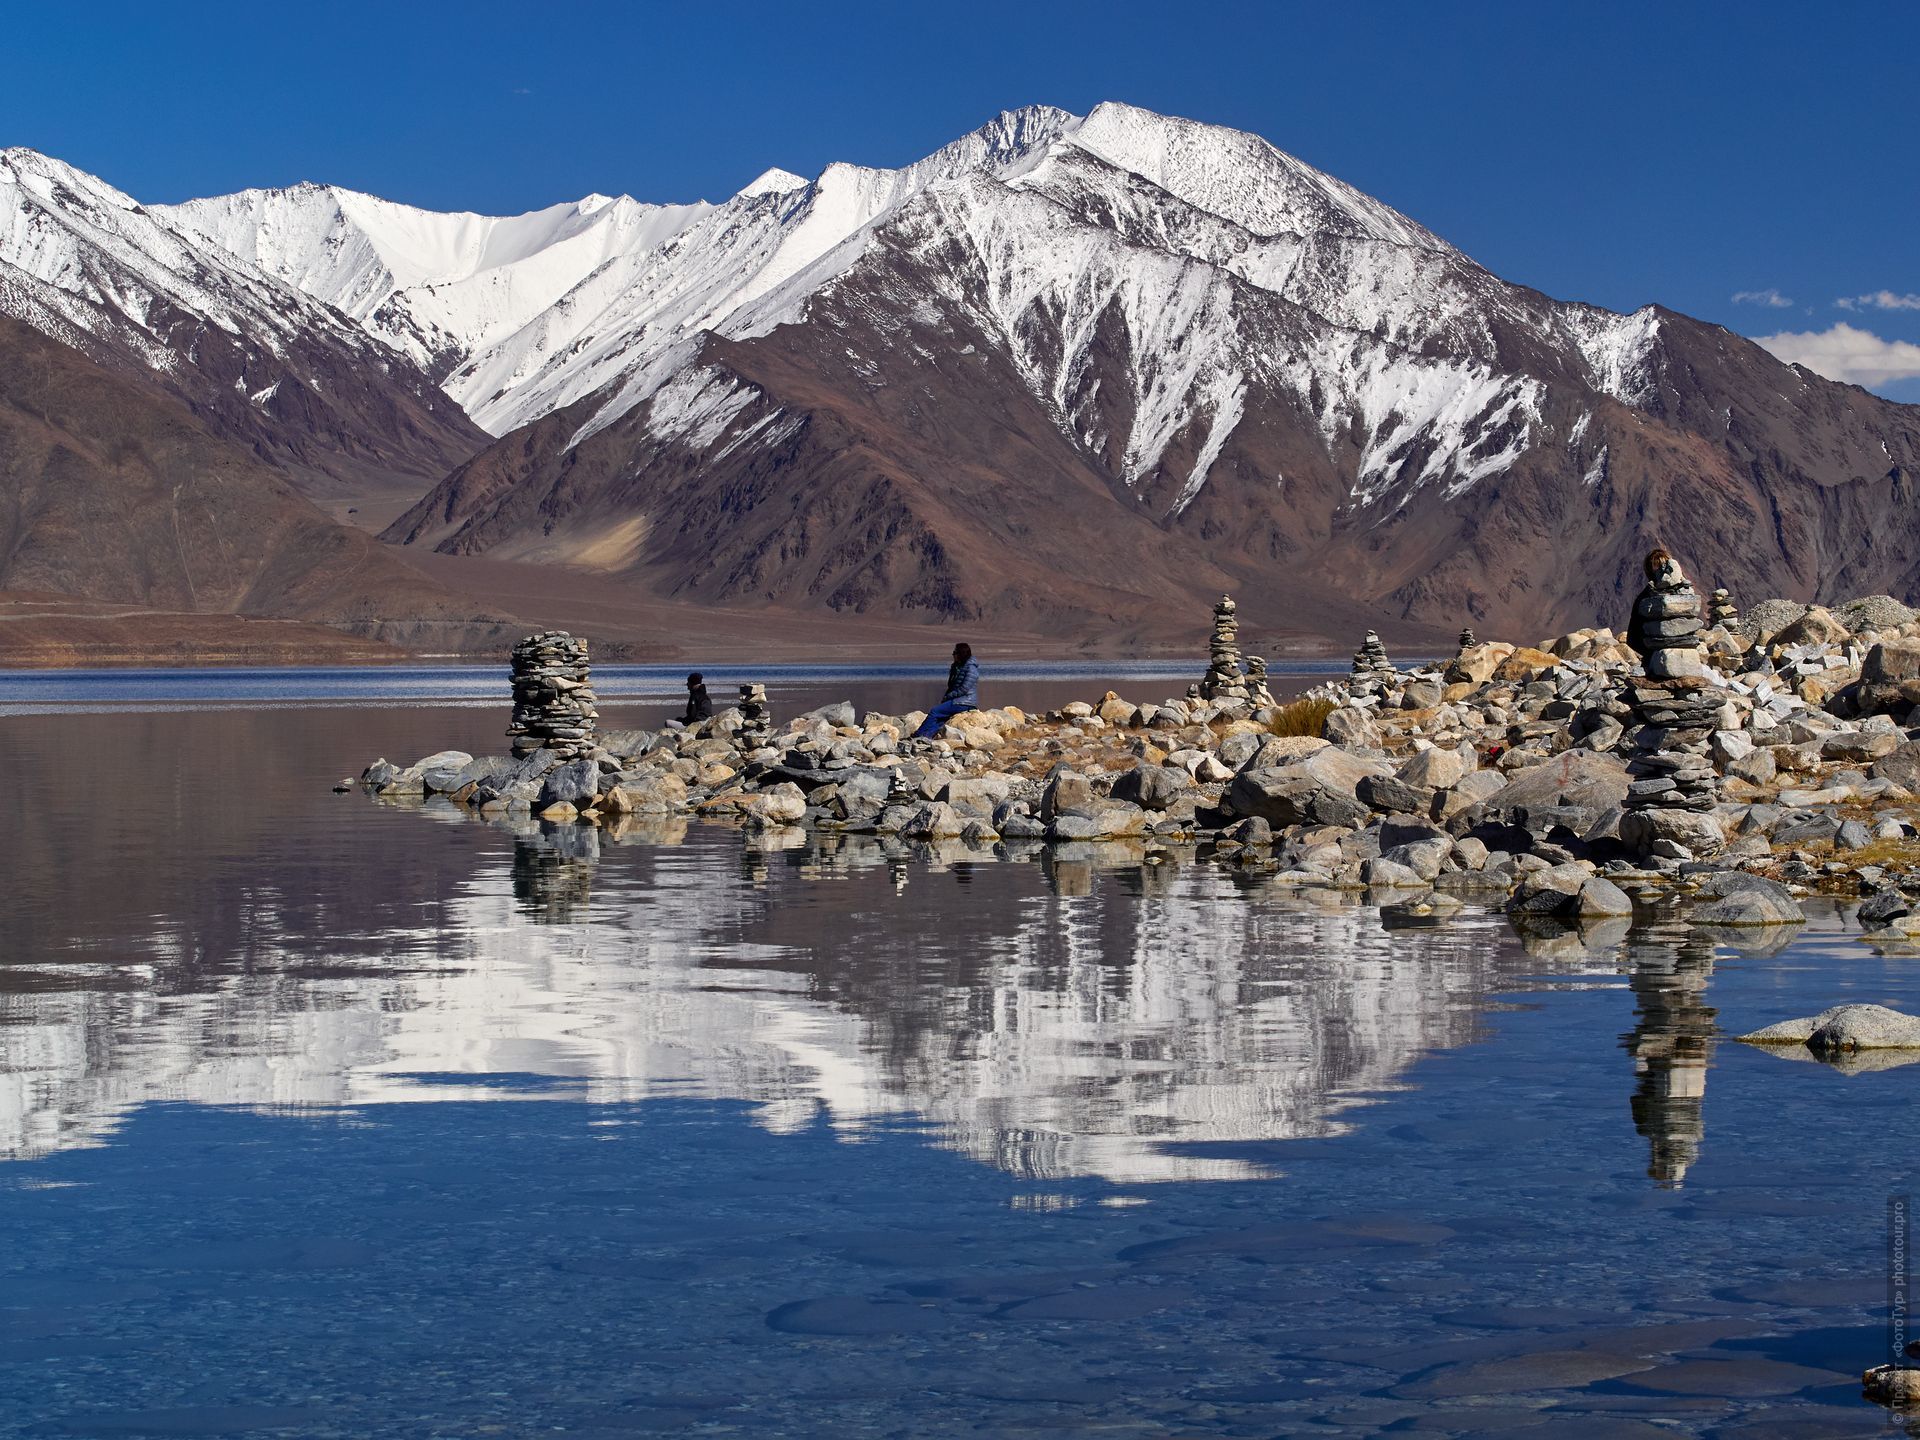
912, 643, 979, 739
682, 672, 714, 724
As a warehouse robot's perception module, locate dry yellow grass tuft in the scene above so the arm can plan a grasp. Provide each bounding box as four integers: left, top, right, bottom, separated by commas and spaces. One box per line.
1267, 695, 1335, 738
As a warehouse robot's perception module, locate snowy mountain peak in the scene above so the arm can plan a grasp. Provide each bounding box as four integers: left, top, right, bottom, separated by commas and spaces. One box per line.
1, 147, 139, 212
3, 107, 1686, 521
1063, 101, 1454, 251
736, 168, 808, 198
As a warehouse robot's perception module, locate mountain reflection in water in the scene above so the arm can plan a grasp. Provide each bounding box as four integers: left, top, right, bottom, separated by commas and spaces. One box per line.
8, 778, 1688, 1185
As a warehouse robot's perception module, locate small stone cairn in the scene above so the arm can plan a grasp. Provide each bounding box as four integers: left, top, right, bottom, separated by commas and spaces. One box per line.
1244, 655, 1276, 708
1622, 551, 1721, 822
1351, 630, 1395, 683
1458, 626, 1476, 650
1708, 587, 1738, 629
737, 683, 772, 750
507, 631, 597, 759
1198, 596, 1253, 703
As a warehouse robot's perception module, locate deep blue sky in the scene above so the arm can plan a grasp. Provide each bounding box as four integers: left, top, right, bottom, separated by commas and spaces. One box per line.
8, 0, 1917, 397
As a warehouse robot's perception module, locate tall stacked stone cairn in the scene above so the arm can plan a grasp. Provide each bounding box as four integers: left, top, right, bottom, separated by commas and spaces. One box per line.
1351, 630, 1394, 682
1708, 587, 1737, 629
507, 631, 597, 759
1197, 595, 1252, 703
737, 683, 772, 750
1620, 551, 1723, 854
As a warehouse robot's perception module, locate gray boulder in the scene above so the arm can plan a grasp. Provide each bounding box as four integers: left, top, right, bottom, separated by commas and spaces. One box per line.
1400, 678, 1444, 709
1620, 806, 1724, 857
1362, 857, 1428, 889
1399, 748, 1468, 790
1216, 731, 1267, 769
1504, 862, 1593, 916
744, 783, 808, 826
597, 729, 654, 759
1109, 764, 1191, 812
1726, 749, 1777, 786
1740, 1003, 1920, 1052
601, 773, 688, 814
1227, 767, 1369, 830
1822, 730, 1898, 763
1049, 802, 1147, 840
797, 701, 857, 729
1834, 818, 1874, 851
409, 749, 474, 774
940, 774, 1017, 813
1857, 892, 1912, 927
1434, 768, 1509, 822
1357, 773, 1435, 816
1488, 751, 1630, 815
1321, 707, 1380, 747
1575, 876, 1635, 918
537, 758, 602, 810
902, 801, 971, 839
1691, 874, 1804, 925
1871, 742, 1920, 792
1040, 770, 1097, 822
1379, 833, 1452, 881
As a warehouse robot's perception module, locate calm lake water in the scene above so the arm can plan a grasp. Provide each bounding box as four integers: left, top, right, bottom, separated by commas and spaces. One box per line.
1, 668, 1916, 1437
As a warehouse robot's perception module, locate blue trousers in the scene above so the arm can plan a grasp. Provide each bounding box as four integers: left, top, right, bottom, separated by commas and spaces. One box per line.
913, 700, 976, 738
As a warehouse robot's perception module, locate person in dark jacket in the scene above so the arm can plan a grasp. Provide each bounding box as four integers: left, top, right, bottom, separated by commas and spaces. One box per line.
912, 643, 980, 738
682, 672, 714, 724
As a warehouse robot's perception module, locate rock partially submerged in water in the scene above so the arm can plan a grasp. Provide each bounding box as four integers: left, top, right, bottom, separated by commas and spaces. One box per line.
1739, 1003, 1920, 1052
1864, 1363, 1920, 1408
1686, 872, 1805, 926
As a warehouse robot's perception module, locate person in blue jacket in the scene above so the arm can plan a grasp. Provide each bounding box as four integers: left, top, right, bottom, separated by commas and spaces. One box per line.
912, 643, 979, 738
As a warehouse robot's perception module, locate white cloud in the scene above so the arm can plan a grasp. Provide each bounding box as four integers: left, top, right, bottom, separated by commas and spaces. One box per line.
1754, 322, 1920, 387
1731, 287, 1793, 308
1837, 290, 1920, 312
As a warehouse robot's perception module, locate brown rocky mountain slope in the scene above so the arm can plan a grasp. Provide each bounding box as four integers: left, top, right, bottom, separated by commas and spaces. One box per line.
387, 246, 1920, 643
0, 314, 511, 652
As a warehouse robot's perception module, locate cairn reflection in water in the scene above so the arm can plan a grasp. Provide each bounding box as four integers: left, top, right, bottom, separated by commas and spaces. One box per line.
1621, 925, 1720, 1188
3, 817, 1648, 1184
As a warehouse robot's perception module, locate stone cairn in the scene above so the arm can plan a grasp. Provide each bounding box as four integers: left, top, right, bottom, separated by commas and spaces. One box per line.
1630, 549, 1707, 682
885, 767, 917, 810
507, 631, 597, 759
1622, 551, 1720, 819
1351, 630, 1394, 682
737, 682, 772, 750
1708, 587, 1738, 629
1458, 626, 1476, 650
1198, 596, 1252, 702
1244, 654, 1276, 708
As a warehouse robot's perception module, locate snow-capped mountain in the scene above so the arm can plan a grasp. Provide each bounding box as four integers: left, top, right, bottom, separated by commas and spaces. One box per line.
0, 146, 483, 501
7, 106, 1919, 640
365, 103, 1917, 633
155, 182, 712, 387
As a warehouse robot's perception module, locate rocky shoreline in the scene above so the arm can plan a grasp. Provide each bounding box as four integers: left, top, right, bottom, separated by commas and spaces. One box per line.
357, 559, 1920, 957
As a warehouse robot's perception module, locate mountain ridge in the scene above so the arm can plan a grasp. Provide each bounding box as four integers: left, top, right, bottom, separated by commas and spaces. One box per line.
3, 105, 1916, 651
